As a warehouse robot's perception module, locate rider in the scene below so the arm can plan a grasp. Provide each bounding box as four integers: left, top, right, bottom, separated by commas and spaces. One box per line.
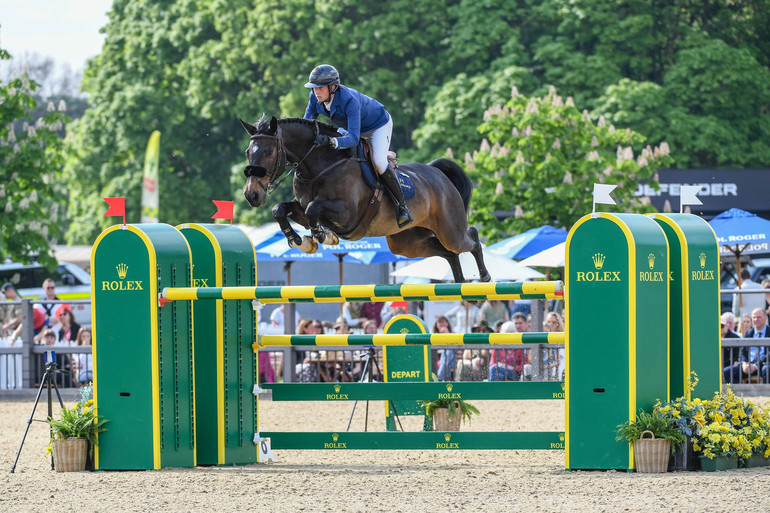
302, 64, 413, 228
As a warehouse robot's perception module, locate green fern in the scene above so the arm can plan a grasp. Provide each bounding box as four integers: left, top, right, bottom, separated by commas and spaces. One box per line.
616, 409, 684, 454
47, 387, 108, 457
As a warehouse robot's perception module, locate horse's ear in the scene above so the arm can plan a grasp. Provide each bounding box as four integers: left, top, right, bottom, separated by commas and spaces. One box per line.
269, 116, 278, 135
239, 118, 257, 136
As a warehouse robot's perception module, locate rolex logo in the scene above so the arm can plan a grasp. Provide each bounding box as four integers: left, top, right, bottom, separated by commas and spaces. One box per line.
592, 253, 605, 270
334, 384, 341, 393
116, 263, 129, 279
648, 253, 655, 270
559, 433, 565, 442
332, 433, 339, 442
699, 252, 706, 269
446, 384, 453, 392
400, 328, 409, 334
444, 433, 451, 442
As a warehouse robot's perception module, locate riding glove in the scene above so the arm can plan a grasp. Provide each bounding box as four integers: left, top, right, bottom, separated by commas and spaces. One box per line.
314, 134, 336, 148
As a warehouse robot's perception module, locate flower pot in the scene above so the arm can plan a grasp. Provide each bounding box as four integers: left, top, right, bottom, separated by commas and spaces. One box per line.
739, 453, 768, 468
668, 436, 700, 471
52, 438, 87, 472
698, 454, 738, 472
633, 431, 670, 473
432, 405, 462, 431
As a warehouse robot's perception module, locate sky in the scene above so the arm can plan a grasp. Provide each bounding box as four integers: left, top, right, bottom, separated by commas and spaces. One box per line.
0, 0, 112, 72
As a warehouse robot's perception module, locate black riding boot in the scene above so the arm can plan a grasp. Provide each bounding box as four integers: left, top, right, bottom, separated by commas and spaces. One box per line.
380, 165, 413, 228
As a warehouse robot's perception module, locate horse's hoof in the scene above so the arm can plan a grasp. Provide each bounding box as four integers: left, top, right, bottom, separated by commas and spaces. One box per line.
323, 231, 339, 245
299, 236, 318, 254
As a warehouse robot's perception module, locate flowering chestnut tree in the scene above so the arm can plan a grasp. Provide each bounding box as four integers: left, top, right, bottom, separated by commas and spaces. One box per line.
0, 48, 68, 268
467, 86, 674, 243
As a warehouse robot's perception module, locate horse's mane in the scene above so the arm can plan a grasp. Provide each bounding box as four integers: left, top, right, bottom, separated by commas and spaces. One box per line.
254, 115, 341, 137
253, 114, 354, 156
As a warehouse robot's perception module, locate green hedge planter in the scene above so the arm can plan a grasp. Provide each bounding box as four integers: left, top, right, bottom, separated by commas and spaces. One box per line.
698, 455, 739, 472
739, 454, 770, 468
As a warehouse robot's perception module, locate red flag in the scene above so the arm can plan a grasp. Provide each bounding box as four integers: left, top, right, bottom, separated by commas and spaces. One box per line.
211, 200, 234, 224
103, 197, 126, 225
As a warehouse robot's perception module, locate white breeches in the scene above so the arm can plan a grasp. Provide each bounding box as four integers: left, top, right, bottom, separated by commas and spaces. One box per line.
362, 113, 392, 174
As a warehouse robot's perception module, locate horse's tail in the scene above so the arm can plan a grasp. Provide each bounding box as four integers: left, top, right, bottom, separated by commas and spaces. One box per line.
428, 158, 473, 212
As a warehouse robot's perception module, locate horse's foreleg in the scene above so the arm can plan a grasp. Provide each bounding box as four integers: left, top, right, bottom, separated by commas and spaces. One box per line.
467, 227, 491, 282
305, 200, 340, 246
273, 202, 318, 253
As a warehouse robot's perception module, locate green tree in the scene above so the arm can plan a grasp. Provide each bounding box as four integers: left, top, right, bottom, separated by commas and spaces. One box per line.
0, 48, 68, 267
61, 0, 769, 243
660, 38, 770, 168
64, 0, 460, 241
409, 65, 534, 162
468, 87, 673, 242
594, 39, 770, 168
64, 0, 236, 244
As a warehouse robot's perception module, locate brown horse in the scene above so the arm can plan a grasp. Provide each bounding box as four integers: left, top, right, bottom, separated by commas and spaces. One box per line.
240, 115, 490, 282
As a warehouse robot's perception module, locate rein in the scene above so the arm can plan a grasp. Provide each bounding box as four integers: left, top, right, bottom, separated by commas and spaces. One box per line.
246, 121, 351, 197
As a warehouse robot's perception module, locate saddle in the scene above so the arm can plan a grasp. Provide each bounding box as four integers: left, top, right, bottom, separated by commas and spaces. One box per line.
357, 141, 415, 199
338, 142, 415, 240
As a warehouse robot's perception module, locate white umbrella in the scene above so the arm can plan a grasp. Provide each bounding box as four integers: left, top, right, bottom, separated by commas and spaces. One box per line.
518, 242, 566, 268
390, 249, 544, 282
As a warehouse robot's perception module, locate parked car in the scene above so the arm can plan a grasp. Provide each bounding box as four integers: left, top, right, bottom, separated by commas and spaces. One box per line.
0, 261, 92, 326
720, 257, 770, 313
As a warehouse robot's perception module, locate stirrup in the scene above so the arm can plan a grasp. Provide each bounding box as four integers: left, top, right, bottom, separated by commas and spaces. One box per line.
396, 205, 413, 228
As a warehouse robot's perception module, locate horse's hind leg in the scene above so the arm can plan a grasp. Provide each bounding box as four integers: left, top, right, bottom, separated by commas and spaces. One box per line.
387, 229, 466, 282
467, 227, 491, 282
444, 251, 465, 283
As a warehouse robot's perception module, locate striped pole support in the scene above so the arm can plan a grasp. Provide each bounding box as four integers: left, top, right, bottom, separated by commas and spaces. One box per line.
161, 281, 563, 304
254, 332, 565, 349
264, 380, 565, 401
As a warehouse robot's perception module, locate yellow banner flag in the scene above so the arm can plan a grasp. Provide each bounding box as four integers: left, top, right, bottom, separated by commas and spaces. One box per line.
141, 130, 161, 222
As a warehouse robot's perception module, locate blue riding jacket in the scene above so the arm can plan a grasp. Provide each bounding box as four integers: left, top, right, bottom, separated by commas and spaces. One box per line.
303, 85, 389, 149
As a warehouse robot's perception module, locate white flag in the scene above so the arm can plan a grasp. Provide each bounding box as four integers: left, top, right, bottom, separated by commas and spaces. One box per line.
679, 185, 702, 213
593, 184, 617, 205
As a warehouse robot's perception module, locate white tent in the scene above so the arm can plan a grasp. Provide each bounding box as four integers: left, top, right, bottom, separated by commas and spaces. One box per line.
390, 249, 544, 282
518, 242, 566, 268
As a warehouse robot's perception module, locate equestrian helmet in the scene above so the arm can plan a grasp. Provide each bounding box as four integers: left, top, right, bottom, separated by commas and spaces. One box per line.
304, 64, 340, 88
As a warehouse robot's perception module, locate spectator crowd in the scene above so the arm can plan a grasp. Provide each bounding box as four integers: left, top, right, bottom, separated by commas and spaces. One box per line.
722, 269, 770, 384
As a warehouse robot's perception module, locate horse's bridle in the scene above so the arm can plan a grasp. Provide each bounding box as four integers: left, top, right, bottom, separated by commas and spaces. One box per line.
244, 123, 320, 196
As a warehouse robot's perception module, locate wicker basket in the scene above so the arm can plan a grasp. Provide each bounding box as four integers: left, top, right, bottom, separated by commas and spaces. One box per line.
633, 430, 670, 473
52, 438, 88, 472
432, 404, 462, 431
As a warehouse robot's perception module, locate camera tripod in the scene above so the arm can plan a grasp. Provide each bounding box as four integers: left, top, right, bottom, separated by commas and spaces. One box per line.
10, 356, 66, 473
346, 347, 404, 432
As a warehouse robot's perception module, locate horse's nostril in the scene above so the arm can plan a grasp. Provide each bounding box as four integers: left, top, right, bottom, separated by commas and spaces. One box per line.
244, 189, 263, 207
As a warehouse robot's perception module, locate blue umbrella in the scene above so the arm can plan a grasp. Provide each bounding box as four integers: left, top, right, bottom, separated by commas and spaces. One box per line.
486, 225, 568, 260
708, 208, 770, 257
257, 238, 359, 263
258, 234, 414, 264
708, 208, 770, 312
328, 236, 416, 264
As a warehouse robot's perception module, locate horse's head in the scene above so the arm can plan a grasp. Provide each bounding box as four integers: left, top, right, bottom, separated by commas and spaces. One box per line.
240, 116, 285, 207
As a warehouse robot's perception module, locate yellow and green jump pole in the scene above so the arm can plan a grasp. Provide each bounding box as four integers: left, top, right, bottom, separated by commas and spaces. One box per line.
255, 332, 565, 348
159, 281, 563, 305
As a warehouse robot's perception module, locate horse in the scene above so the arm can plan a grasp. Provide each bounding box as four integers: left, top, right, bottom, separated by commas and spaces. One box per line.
240, 115, 490, 283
